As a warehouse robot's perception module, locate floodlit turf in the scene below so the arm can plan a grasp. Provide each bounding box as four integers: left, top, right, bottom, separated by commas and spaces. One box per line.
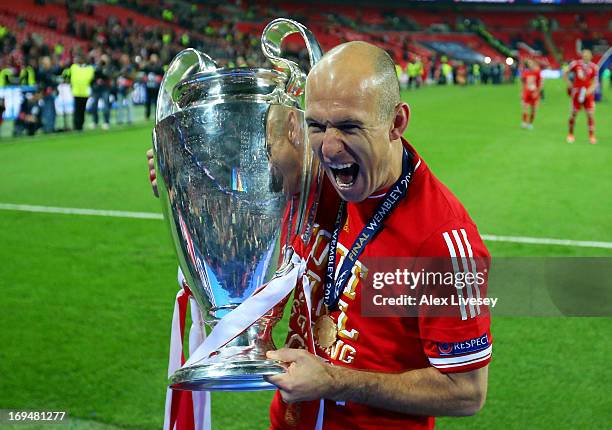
0, 79, 610, 430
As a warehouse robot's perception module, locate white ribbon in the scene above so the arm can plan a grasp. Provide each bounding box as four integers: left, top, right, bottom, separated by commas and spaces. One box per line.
183, 253, 307, 369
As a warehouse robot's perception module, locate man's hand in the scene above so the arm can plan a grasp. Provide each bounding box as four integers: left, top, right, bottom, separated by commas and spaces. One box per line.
265, 348, 334, 403
146, 149, 159, 197
586, 83, 597, 96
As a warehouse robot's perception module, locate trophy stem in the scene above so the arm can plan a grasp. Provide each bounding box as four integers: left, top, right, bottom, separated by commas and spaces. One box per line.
169, 312, 286, 391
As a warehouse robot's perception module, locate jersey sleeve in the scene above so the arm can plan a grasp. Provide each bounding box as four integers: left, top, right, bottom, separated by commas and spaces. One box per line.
416, 221, 492, 373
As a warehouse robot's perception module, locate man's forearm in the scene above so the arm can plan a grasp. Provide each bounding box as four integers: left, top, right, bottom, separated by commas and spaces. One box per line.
325, 364, 487, 417
588, 81, 597, 94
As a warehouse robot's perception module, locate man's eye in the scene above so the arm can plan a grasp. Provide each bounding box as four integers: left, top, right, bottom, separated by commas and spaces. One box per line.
339, 125, 358, 134
308, 124, 325, 132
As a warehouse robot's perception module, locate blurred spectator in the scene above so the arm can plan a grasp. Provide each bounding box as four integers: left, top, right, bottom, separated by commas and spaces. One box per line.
0, 58, 14, 86
456, 62, 467, 86
14, 91, 42, 136
91, 54, 113, 130
441, 57, 453, 85
19, 58, 37, 86
407, 57, 423, 90
471, 63, 480, 84
67, 54, 94, 131
115, 53, 136, 125
491, 63, 502, 85
143, 53, 163, 121
0, 97, 5, 136
37, 56, 59, 133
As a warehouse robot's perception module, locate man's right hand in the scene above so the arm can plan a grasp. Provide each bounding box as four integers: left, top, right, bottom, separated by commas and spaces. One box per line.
147, 149, 159, 198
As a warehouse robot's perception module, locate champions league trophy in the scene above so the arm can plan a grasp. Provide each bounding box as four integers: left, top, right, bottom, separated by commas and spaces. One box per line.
152, 19, 323, 391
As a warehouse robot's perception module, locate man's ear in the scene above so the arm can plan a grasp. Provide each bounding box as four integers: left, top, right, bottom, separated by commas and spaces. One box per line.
288, 110, 299, 146
389, 102, 410, 141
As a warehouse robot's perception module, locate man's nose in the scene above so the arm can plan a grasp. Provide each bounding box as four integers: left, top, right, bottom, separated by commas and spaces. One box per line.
321, 127, 344, 159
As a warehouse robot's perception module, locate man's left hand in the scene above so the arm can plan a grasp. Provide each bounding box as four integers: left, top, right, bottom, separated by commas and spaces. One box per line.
265, 348, 334, 403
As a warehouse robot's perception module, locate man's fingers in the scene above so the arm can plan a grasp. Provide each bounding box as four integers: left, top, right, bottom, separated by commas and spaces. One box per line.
264, 372, 286, 385
146, 149, 158, 198
267, 348, 307, 363
147, 150, 155, 170
264, 373, 299, 404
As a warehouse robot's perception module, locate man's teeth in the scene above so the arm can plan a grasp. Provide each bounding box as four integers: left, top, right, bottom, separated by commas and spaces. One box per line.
329, 162, 354, 169
336, 179, 354, 189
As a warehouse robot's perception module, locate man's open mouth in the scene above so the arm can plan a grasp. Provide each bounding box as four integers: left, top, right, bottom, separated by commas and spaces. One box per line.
329, 162, 359, 189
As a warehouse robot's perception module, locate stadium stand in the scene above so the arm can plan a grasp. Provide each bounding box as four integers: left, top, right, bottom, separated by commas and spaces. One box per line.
0, 0, 609, 138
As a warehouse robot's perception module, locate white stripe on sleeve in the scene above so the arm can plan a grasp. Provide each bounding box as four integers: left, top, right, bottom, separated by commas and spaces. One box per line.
460, 228, 482, 312
432, 353, 492, 369
442, 232, 467, 321
429, 345, 493, 367
451, 229, 476, 318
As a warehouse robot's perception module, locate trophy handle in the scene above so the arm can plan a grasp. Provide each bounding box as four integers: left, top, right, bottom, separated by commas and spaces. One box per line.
262, 19, 325, 247
155, 48, 217, 123
261, 18, 324, 99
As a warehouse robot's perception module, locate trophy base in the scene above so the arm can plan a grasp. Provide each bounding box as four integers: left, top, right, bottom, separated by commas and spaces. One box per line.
170, 359, 285, 391
169, 314, 288, 391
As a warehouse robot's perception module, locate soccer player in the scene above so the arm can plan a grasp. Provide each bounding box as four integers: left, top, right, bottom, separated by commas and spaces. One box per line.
564, 49, 599, 144
267, 42, 491, 429
520, 58, 542, 129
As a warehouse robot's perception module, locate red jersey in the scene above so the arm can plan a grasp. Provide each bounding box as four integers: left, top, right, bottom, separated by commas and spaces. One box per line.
568, 60, 598, 89
270, 177, 341, 430
270, 139, 492, 430
521, 69, 541, 95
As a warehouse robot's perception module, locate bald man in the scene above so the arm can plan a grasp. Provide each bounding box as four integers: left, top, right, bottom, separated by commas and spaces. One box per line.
564, 49, 599, 144
267, 42, 491, 429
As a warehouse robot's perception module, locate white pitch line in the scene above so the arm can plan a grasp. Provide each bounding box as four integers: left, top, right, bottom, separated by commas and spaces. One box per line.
0, 203, 163, 220
481, 234, 612, 249
1, 203, 611, 249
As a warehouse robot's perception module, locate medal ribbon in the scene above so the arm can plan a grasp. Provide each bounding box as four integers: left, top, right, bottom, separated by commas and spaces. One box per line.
324, 148, 414, 310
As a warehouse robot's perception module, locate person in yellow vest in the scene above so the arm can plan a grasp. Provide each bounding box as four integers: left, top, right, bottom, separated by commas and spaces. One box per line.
441, 57, 454, 85
396, 62, 408, 90
414, 56, 424, 88
407, 57, 424, 90
395, 63, 402, 80
19, 58, 37, 87
67, 54, 94, 131
0, 58, 14, 87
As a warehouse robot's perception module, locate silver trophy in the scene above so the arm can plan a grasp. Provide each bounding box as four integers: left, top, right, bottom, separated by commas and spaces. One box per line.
152, 19, 323, 391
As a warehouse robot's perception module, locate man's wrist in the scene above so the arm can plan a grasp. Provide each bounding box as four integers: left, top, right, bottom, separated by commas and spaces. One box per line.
323, 363, 348, 401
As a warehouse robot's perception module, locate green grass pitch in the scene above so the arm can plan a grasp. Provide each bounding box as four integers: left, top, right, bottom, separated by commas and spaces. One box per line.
0, 79, 610, 429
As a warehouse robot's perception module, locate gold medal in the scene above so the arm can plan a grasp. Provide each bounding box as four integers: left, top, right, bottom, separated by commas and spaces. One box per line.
313, 314, 337, 349
285, 402, 300, 427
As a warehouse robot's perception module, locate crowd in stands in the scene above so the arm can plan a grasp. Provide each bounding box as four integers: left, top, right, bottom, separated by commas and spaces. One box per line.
0, 0, 267, 137
0, 0, 608, 138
